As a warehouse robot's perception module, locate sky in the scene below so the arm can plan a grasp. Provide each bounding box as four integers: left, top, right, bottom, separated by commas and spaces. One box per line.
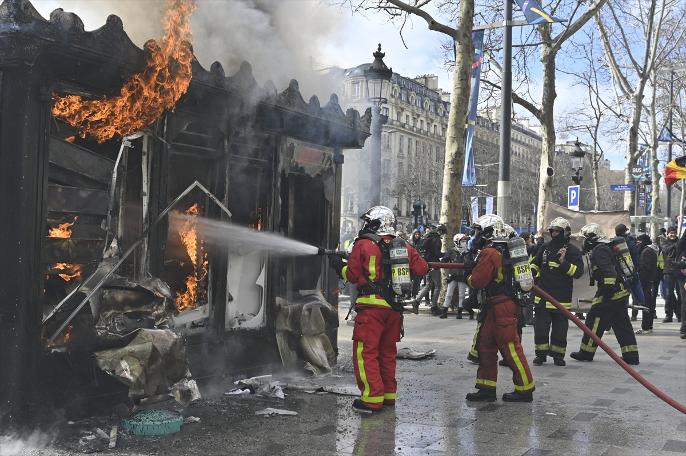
30, 0, 628, 170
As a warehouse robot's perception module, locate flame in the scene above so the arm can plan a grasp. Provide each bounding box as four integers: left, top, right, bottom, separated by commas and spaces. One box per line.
48, 217, 78, 238
53, 263, 82, 282
47, 324, 73, 348
175, 203, 208, 312
65, 135, 76, 143
51, 0, 196, 143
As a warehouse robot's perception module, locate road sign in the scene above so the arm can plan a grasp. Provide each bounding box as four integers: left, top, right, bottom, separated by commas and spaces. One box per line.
631, 166, 643, 180
610, 184, 636, 191
568, 185, 580, 211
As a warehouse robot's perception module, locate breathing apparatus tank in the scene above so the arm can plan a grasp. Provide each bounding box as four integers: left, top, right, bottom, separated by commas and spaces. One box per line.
389, 237, 412, 298
507, 237, 534, 292
610, 237, 636, 279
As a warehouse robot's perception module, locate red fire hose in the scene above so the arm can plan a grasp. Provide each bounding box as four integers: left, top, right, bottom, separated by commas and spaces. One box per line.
427, 262, 686, 414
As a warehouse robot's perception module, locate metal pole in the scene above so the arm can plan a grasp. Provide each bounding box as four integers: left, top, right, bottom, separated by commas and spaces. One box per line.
497, 0, 513, 221
369, 103, 382, 206
667, 70, 674, 219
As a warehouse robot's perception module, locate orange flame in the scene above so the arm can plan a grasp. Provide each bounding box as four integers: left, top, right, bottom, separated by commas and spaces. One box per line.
47, 324, 73, 348
48, 217, 78, 238
53, 263, 83, 282
51, 0, 196, 143
175, 203, 208, 312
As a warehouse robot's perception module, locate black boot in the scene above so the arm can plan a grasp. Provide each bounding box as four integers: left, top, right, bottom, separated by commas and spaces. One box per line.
468, 310, 475, 320
430, 306, 441, 316
498, 358, 509, 367
502, 391, 533, 402
532, 356, 546, 366
553, 357, 566, 367
570, 351, 593, 362
467, 353, 480, 364
456, 308, 463, 319
466, 389, 496, 402
439, 307, 448, 319
622, 355, 639, 366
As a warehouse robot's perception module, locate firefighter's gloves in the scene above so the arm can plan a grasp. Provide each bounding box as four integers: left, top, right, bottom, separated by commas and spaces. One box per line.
329, 254, 346, 278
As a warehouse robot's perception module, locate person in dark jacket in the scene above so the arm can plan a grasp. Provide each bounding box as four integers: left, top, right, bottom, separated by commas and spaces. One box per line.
659, 227, 682, 323
530, 218, 584, 366
635, 234, 657, 334
571, 224, 639, 365
415, 224, 447, 314
615, 223, 644, 312
439, 233, 472, 319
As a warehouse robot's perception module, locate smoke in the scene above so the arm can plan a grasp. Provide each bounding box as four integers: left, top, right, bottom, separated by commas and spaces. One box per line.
33, 0, 346, 99
0, 431, 55, 455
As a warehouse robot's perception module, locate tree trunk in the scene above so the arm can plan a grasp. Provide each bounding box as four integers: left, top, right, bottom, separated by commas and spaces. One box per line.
437, 0, 473, 305
649, 78, 660, 238
535, 41, 557, 231
624, 93, 644, 213
592, 162, 601, 211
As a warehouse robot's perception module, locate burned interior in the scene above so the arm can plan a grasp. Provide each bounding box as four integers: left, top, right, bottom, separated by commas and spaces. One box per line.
0, 0, 370, 422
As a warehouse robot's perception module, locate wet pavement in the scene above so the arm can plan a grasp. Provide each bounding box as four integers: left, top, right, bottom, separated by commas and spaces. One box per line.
6, 298, 685, 455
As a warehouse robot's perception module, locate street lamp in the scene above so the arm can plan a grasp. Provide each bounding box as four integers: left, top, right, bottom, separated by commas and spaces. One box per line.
571, 139, 585, 185
364, 44, 393, 207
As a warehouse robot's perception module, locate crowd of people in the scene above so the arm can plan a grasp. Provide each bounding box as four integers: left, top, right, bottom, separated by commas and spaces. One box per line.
335, 205, 685, 414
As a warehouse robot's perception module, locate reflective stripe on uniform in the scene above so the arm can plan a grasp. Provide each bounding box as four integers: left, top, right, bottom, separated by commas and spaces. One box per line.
545, 301, 571, 309
603, 277, 616, 285
341, 265, 348, 279
470, 322, 482, 358
621, 345, 639, 353
508, 342, 534, 392
495, 267, 504, 283
531, 263, 541, 278
613, 290, 630, 300
535, 343, 550, 351
368, 255, 377, 282
356, 295, 391, 308
384, 392, 397, 400
356, 341, 384, 404
566, 264, 578, 277
550, 344, 566, 354
581, 317, 600, 352
548, 261, 560, 268
476, 378, 497, 388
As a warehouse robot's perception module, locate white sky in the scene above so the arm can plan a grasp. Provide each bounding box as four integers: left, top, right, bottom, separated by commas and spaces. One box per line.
31, 0, 628, 170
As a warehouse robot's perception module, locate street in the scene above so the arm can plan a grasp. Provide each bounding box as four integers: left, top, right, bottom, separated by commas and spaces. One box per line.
11, 297, 684, 456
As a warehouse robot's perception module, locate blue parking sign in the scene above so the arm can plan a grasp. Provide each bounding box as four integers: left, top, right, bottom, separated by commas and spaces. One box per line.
568, 185, 580, 211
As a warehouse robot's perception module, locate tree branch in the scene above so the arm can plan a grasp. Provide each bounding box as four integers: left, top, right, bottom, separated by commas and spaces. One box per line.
480, 78, 542, 119
383, 0, 457, 37
552, 0, 608, 52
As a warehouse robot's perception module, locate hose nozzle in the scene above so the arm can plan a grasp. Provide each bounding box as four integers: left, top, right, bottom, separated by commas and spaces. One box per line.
317, 248, 345, 256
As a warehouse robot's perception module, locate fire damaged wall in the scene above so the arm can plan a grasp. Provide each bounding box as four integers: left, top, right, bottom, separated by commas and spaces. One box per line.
0, 0, 370, 423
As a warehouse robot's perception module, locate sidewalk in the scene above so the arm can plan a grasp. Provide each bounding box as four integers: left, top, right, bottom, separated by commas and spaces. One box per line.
10, 298, 685, 456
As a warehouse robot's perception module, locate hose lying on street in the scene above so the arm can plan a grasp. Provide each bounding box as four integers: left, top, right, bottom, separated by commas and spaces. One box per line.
427, 262, 686, 415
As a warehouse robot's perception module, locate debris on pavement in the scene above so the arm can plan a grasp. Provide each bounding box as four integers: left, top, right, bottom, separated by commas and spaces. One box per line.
230, 374, 285, 399
255, 408, 298, 417
171, 377, 202, 406
284, 383, 359, 397
108, 425, 118, 449
121, 409, 183, 436
396, 347, 437, 360
183, 416, 201, 424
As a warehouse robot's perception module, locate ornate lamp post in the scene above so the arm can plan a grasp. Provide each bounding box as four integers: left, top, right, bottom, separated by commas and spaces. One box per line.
364, 44, 392, 206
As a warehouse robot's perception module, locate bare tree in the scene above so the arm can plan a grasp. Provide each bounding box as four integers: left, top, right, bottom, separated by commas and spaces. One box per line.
595, 0, 685, 213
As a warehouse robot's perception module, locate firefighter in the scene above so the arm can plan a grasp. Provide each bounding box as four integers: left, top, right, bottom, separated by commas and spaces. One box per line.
570, 224, 639, 365
634, 233, 657, 335
530, 217, 584, 366
331, 206, 428, 413
464, 216, 535, 402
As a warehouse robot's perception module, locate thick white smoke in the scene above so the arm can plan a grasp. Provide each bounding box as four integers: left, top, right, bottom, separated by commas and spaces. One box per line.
32, 0, 345, 99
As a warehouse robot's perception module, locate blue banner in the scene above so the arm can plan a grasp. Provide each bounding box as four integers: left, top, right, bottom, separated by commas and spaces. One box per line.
658, 125, 685, 143
462, 30, 485, 186
514, 0, 564, 24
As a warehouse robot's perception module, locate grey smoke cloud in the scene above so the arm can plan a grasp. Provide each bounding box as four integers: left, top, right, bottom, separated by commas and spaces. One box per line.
33, 0, 345, 99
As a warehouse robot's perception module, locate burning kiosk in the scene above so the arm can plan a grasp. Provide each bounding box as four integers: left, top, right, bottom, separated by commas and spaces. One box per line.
0, 0, 370, 423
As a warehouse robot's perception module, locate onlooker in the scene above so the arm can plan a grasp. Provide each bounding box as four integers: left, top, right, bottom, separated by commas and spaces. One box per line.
415, 224, 447, 314
439, 233, 471, 319
635, 233, 657, 335
659, 227, 682, 323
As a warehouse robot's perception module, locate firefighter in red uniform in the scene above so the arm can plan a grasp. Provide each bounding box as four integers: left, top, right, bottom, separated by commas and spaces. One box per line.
332, 206, 428, 413
465, 216, 535, 402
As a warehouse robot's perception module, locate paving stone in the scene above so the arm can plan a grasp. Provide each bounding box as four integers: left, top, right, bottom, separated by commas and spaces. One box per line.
609, 388, 631, 394
592, 399, 615, 407
547, 372, 566, 378
521, 449, 553, 456
573, 412, 597, 422
658, 356, 672, 360
663, 440, 686, 453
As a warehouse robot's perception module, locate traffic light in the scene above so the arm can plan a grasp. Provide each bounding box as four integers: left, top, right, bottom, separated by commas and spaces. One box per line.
572, 170, 582, 185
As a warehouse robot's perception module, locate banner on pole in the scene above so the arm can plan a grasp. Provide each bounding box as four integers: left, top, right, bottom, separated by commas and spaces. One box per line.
470, 196, 480, 222
514, 0, 564, 24
485, 196, 494, 215
462, 30, 485, 186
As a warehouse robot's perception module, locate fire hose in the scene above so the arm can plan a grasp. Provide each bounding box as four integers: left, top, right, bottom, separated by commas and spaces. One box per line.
427, 261, 686, 415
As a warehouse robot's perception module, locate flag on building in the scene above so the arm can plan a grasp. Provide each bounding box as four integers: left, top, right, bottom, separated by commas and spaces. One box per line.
664, 156, 686, 186
514, 0, 564, 24
470, 196, 480, 222
485, 196, 494, 215
462, 30, 485, 186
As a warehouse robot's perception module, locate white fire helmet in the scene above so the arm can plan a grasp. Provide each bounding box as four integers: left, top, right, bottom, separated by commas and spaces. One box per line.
548, 217, 571, 234
474, 214, 508, 238
503, 224, 516, 238
453, 233, 466, 247
580, 223, 602, 239
360, 205, 396, 236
